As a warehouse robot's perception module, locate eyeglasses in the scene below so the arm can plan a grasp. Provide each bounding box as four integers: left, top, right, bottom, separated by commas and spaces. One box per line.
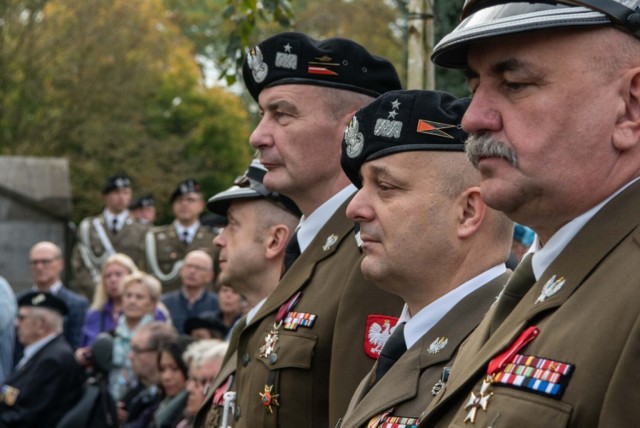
29, 258, 58, 266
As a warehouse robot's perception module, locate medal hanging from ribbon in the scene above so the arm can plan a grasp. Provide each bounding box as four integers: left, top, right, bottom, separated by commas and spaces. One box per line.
464, 326, 540, 424
259, 291, 303, 359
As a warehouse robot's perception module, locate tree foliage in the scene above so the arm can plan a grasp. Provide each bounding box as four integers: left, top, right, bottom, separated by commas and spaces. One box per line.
1, 0, 252, 223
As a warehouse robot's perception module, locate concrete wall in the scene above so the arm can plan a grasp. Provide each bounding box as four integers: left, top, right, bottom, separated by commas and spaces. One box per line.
0, 157, 73, 293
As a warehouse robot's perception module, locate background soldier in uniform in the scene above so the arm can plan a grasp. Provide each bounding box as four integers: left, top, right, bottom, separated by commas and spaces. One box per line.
194, 158, 301, 427
72, 173, 149, 299
337, 90, 513, 427
145, 179, 217, 293
419, 0, 640, 426
233, 32, 404, 427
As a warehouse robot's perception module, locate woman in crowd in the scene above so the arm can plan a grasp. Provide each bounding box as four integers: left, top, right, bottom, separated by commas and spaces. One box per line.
109, 272, 165, 400
154, 336, 194, 427
75, 254, 168, 365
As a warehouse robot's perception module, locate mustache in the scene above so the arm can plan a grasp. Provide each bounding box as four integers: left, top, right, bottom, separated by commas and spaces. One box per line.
465, 133, 518, 168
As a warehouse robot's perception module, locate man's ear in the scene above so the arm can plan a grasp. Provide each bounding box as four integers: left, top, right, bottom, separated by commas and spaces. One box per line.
265, 225, 291, 260
456, 187, 486, 239
613, 67, 640, 151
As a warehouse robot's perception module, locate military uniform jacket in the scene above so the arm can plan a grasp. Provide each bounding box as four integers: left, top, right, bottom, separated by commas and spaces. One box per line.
145, 224, 217, 293
72, 213, 149, 298
220, 199, 403, 428
339, 272, 509, 428
0, 335, 86, 428
420, 180, 640, 428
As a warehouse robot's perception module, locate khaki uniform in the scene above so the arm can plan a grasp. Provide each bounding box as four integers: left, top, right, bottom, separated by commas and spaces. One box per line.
420, 181, 640, 427
338, 272, 509, 428
197, 199, 403, 428
144, 224, 217, 293
71, 214, 148, 299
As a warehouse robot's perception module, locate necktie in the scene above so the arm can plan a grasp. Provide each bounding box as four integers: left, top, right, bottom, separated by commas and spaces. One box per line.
489, 253, 535, 334
222, 316, 247, 366
282, 229, 301, 275
374, 322, 406, 384
111, 218, 118, 234
182, 230, 190, 244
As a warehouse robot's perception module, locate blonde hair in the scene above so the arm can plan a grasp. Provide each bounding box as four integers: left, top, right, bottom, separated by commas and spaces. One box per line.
121, 271, 162, 303
90, 253, 139, 310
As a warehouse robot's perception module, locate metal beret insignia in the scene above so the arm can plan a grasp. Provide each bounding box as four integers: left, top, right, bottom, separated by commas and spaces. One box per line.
247, 46, 268, 83
344, 116, 364, 158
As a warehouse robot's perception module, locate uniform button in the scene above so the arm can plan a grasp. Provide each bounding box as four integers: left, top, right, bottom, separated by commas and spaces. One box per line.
242, 353, 250, 366
268, 353, 278, 364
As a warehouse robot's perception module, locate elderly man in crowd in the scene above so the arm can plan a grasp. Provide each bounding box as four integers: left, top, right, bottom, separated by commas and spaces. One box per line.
0, 292, 85, 427
161, 249, 219, 334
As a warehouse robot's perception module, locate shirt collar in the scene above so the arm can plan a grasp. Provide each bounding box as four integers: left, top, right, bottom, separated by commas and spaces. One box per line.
32, 281, 63, 295
174, 221, 200, 239
296, 185, 356, 253
531, 177, 640, 279
21, 333, 58, 365
246, 298, 267, 325
104, 209, 129, 230
400, 264, 507, 350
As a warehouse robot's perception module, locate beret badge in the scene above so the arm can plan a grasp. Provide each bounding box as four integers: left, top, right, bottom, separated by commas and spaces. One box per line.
247, 46, 268, 83
344, 116, 365, 159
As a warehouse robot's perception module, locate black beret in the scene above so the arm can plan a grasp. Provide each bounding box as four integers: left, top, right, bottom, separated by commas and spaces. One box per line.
102, 174, 131, 194
183, 312, 229, 338
242, 32, 402, 101
208, 158, 302, 218
129, 193, 154, 210
171, 178, 201, 203
18, 292, 69, 316
341, 90, 470, 188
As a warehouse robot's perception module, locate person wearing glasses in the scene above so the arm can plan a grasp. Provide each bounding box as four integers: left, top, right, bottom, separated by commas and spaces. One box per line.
193, 157, 301, 427
17, 241, 89, 351
118, 321, 177, 427
161, 250, 220, 334
145, 179, 218, 293
1, 292, 85, 427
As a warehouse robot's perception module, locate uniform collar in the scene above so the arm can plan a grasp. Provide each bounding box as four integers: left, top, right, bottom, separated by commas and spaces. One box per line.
400, 264, 506, 350
296, 184, 356, 253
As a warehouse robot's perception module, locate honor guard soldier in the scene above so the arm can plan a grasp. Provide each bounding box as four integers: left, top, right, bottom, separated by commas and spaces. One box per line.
1, 292, 86, 427
417, 1, 640, 426
129, 193, 156, 225
193, 158, 301, 428
72, 173, 149, 299
336, 90, 513, 428
223, 32, 404, 428
145, 179, 217, 293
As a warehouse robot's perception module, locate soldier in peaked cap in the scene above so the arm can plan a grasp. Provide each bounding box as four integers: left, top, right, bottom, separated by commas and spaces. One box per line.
224, 32, 404, 427
193, 157, 301, 428
336, 90, 513, 428
418, 1, 640, 427
72, 173, 149, 299
1, 291, 85, 427
145, 178, 218, 293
